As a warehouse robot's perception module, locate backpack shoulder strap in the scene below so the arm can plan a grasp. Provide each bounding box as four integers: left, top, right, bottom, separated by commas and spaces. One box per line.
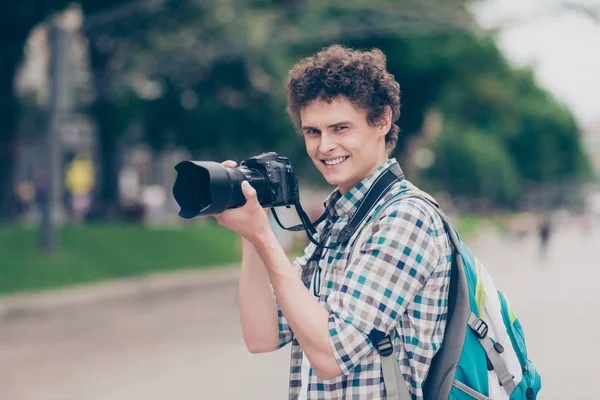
349, 191, 467, 400
348, 191, 461, 264
336, 163, 404, 246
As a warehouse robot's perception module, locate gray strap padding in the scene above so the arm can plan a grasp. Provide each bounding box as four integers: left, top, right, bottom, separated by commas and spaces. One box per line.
380, 350, 412, 400
468, 313, 517, 395
453, 380, 492, 400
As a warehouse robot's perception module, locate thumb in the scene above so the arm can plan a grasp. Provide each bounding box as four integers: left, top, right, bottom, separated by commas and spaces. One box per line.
241, 181, 258, 203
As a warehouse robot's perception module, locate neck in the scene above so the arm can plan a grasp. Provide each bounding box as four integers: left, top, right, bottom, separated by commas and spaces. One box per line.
338, 156, 390, 195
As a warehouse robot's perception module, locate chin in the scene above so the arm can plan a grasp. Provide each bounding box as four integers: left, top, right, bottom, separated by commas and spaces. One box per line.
321, 174, 337, 185
327, 177, 351, 191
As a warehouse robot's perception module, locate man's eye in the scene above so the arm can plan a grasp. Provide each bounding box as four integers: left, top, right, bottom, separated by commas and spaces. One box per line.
306, 129, 320, 135
335, 126, 348, 131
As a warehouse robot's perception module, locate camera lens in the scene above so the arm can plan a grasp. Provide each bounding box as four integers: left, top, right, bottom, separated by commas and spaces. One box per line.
172, 161, 269, 218
172, 162, 211, 218
237, 166, 268, 203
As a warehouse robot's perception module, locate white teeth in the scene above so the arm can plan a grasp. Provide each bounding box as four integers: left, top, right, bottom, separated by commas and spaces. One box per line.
324, 157, 347, 165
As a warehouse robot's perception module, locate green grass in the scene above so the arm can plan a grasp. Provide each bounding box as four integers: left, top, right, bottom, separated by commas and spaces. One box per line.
456, 214, 481, 238
0, 212, 504, 296
455, 213, 510, 240
0, 223, 242, 295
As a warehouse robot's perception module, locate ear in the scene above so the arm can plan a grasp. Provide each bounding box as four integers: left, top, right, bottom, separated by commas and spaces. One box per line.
378, 106, 392, 137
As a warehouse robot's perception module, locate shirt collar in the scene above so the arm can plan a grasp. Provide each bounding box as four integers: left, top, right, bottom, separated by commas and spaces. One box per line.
322, 158, 399, 218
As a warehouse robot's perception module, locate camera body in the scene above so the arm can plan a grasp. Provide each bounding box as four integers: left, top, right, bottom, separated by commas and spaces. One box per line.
239, 152, 299, 208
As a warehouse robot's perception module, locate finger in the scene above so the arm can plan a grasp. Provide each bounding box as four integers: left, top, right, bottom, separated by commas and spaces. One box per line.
241, 181, 258, 203
221, 160, 237, 168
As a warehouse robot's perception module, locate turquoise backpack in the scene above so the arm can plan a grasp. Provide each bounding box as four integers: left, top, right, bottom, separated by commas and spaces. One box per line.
350, 191, 542, 400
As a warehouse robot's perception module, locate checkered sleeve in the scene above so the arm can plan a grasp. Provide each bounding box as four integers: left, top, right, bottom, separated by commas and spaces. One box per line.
276, 240, 316, 349
326, 201, 440, 374
276, 300, 293, 349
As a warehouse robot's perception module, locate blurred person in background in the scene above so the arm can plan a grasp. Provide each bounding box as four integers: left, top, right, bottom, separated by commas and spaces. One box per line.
538, 213, 552, 262
214, 45, 452, 399
33, 165, 49, 216
14, 180, 36, 220
65, 153, 95, 224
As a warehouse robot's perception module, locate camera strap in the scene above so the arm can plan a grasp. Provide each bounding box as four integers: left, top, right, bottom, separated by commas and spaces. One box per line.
272, 163, 404, 249
271, 205, 326, 234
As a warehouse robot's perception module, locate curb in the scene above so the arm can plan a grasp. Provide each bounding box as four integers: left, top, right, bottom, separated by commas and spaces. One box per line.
0, 264, 241, 322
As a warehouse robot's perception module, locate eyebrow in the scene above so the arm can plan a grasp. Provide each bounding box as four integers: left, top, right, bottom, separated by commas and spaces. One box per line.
301, 121, 353, 131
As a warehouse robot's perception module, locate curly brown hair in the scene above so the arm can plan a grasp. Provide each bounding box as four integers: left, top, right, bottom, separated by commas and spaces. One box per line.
286, 45, 401, 156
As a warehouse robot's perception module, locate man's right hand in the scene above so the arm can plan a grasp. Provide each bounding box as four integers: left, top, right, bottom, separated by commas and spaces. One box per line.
214, 160, 271, 245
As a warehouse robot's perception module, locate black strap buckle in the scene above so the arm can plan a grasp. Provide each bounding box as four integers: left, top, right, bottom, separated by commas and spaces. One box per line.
375, 335, 394, 357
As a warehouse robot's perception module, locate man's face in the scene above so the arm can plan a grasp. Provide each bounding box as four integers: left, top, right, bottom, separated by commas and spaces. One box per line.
300, 96, 389, 194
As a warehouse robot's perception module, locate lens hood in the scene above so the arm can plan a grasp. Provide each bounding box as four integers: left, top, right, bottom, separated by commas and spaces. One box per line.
173, 161, 244, 218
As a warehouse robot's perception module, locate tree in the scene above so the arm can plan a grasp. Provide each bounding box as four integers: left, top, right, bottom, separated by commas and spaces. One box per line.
509, 69, 589, 182
0, 1, 70, 219
80, 0, 214, 217
424, 34, 590, 206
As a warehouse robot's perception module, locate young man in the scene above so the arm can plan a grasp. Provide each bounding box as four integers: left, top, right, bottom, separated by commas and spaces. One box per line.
215, 45, 452, 399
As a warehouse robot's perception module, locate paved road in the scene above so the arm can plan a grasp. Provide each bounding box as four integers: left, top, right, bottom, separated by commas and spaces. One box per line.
0, 222, 597, 399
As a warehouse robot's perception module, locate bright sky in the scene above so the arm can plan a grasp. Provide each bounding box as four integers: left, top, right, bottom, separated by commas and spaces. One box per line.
473, 0, 600, 127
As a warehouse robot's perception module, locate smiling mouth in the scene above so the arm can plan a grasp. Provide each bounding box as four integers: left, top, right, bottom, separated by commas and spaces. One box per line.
321, 156, 349, 166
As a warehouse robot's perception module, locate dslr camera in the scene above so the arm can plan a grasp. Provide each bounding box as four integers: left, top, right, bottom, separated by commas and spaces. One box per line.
172, 152, 299, 218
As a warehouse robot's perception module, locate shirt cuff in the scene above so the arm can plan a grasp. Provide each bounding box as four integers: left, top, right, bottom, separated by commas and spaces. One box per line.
327, 313, 374, 375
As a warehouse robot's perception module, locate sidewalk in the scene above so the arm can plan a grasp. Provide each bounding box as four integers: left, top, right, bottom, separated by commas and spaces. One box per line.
1, 224, 597, 399
0, 264, 241, 322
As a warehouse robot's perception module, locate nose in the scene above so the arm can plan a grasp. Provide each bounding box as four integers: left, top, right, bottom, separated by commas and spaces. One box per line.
318, 131, 336, 154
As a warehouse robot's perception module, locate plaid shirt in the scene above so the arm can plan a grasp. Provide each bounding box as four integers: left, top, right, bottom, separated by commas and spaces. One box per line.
276, 159, 453, 399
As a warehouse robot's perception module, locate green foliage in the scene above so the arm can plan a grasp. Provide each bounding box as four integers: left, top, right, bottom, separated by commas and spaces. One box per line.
74, 1, 591, 202
435, 34, 522, 136
0, 223, 241, 295
509, 75, 590, 182
428, 34, 590, 203
142, 57, 295, 161
429, 125, 520, 205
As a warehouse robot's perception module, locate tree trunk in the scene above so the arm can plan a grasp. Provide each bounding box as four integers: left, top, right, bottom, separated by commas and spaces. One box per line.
94, 101, 121, 218
88, 38, 121, 219
0, 52, 23, 220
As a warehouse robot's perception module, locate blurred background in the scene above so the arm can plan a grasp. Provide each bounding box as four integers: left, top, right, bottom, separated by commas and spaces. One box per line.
0, 0, 599, 399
